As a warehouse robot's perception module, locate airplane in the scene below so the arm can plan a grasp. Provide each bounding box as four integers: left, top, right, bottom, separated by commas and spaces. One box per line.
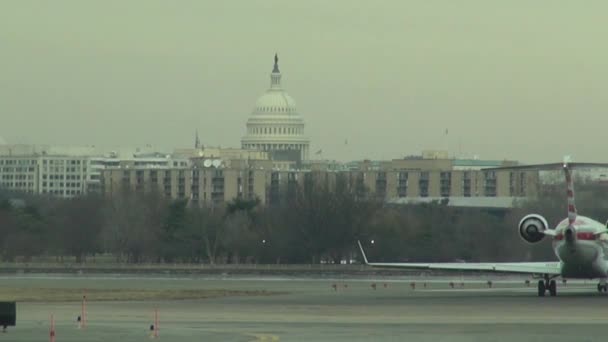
357, 159, 608, 297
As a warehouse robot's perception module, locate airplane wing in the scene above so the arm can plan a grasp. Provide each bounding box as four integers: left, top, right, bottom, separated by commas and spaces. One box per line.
357, 241, 561, 275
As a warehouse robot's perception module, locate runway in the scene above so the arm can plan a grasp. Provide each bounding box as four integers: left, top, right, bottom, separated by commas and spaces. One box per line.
3, 274, 608, 341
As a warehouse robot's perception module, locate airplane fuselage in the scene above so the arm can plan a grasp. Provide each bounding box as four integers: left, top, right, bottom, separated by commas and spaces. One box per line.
552, 216, 608, 279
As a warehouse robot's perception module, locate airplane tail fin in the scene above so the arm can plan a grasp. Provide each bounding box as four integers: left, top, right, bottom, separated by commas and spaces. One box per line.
357, 240, 370, 265
563, 156, 577, 243
563, 156, 577, 225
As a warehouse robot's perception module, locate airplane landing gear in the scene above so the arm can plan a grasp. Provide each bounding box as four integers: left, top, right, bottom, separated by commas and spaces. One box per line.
597, 279, 607, 293
537, 280, 545, 297
537, 276, 557, 297
548, 280, 557, 296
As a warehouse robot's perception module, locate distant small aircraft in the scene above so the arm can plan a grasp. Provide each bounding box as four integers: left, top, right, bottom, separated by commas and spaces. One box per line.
358, 159, 608, 297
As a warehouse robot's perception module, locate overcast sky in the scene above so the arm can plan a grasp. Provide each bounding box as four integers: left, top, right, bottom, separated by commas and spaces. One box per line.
1, 1, 607, 162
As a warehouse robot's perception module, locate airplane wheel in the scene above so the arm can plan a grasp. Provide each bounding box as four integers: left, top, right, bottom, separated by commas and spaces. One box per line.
549, 280, 557, 297
598, 284, 602, 293
537, 280, 545, 297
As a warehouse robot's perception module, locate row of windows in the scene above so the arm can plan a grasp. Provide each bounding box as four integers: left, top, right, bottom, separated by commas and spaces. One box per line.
42, 159, 83, 166
109, 184, 517, 200
43, 174, 82, 180
43, 167, 84, 173
248, 126, 303, 135
122, 169, 227, 179
42, 182, 82, 188
257, 106, 295, 113
0, 159, 37, 165
0, 182, 34, 188
0, 167, 36, 172
2, 174, 34, 180
243, 143, 307, 151
42, 189, 81, 195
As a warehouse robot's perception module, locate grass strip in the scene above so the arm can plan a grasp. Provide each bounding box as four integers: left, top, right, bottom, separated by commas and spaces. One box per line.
0, 287, 285, 302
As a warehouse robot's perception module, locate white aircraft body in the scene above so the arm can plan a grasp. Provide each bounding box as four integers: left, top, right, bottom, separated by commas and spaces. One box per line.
358, 161, 608, 296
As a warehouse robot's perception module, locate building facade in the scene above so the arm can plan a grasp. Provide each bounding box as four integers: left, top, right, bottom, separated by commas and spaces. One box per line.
0, 145, 98, 197
101, 158, 272, 205
0, 143, 551, 208
0, 145, 190, 198
100, 155, 542, 208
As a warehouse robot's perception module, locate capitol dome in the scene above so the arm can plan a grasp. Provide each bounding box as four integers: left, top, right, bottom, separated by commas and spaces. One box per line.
254, 91, 297, 114
242, 54, 311, 168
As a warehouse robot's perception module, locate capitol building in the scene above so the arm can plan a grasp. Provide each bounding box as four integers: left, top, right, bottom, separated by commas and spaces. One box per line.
241, 55, 310, 170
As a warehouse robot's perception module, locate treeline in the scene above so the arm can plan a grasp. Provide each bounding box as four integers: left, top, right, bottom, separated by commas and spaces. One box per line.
0, 180, 605, 264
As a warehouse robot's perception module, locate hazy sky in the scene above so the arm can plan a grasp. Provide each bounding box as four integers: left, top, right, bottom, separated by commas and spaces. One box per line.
1, 1, 607, 163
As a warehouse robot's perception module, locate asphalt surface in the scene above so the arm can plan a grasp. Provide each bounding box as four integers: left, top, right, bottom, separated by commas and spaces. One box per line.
2, 275, 608, 341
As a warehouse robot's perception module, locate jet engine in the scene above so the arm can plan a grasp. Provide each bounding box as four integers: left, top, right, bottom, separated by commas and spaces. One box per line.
518, 214, 549, 244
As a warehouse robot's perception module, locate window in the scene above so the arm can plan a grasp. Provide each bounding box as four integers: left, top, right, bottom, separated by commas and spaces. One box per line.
397, 172, 408, 197
484, 171, 497, 197
440, 172, 451, 197
419, 172, 429, 197
463, 171, 472, 197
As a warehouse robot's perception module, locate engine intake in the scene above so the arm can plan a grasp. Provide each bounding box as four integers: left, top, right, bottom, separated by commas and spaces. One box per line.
519, 214, 549, 244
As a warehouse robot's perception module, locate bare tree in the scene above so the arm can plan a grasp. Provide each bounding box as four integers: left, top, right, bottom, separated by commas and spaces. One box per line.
50, 195, 105, 263
102, 189, 166, 263
185, 206, 226, 264
222, 211, 256, 264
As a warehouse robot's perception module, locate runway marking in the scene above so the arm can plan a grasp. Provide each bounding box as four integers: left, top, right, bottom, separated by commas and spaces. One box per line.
245, 333, 280, 341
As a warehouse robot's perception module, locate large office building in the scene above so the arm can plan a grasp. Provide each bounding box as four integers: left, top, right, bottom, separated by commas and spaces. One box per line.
101, 148, 273, 205
241, 54, 311, 169
0, 145, 97, 197
102, 158, 272, 205
100, 152, 544, 208
0, 144, 190, 198
271, 156, 538, 208
0, 142, 581, 209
